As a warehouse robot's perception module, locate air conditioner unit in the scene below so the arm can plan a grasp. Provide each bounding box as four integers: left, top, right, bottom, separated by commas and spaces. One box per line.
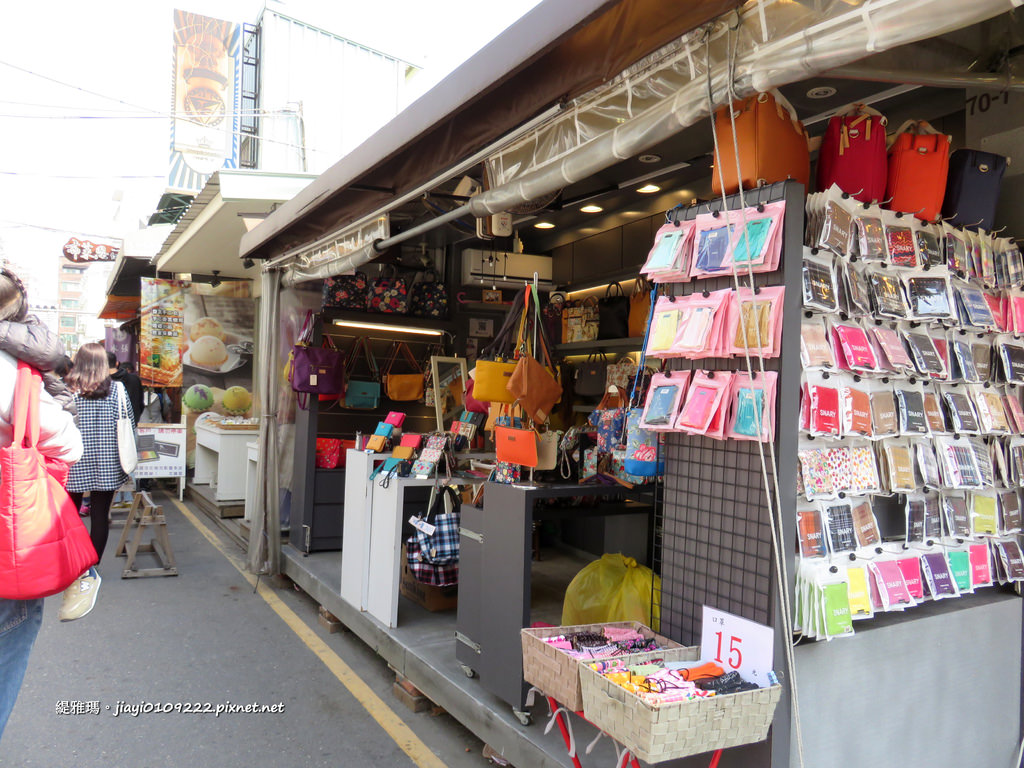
461, 249, 553, 290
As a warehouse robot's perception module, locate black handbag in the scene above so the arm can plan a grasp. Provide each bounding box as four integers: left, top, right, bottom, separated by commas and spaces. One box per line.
598, 282, 629, 339
574, 353, 608, 398
941, 149, 1008, 231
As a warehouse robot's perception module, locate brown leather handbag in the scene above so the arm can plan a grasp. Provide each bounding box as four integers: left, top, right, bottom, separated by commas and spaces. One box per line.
383, 342, 425, 402
628, 279, 652, 338
711, 90, 810, 195
507, 347, 562, 424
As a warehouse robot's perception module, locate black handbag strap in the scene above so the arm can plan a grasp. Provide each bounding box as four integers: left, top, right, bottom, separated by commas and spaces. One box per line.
425, 485, 461, 524
480, 286, 528, 359
604, 282, 625, 299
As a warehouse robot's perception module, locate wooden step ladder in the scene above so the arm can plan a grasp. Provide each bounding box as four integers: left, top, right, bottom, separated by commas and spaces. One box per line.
114, 492, 178, 578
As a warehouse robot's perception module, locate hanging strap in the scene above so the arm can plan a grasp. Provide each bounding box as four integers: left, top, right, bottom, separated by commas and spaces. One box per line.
480, 286, 528, 359
628, 288, 658, 409
296, 310, 315, 346
346, 337, 379, 380
12, 361, 40, 449
384, 341, 423, 376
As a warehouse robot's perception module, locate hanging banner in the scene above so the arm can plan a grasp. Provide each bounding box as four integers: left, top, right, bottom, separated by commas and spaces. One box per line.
168, 10, 241, 194
104, 326, 137, 368
139, 278, 186, 388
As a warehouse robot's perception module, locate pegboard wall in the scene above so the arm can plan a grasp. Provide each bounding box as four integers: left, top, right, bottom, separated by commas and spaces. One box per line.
652, 181, 804, 650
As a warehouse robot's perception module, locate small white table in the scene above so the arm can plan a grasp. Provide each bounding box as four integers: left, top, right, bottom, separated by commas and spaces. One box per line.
194, 423, 260, 502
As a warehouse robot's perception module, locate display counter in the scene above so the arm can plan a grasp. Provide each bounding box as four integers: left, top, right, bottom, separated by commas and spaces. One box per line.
193, 422, 260, 502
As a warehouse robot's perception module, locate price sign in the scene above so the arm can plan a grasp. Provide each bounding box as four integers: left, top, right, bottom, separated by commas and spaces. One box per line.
700, 606, 774, 686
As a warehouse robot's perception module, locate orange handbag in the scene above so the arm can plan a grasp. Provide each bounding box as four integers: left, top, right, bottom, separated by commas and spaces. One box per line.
495, 424, 539, 468
885, 120, 951, 222
628, 279, 652, 339
711, 90, 810, 196
383, 342, 426, 402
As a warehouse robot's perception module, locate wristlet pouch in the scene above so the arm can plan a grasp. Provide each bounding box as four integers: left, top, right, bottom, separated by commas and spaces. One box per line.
0, 362, 98, 599
712, 90, 810, 195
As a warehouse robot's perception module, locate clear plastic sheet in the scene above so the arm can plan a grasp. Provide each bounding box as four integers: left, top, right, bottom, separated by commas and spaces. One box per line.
478, 0, 1021, 215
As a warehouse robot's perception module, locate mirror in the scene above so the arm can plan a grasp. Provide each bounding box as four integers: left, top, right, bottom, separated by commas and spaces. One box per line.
430, 356, 469, 433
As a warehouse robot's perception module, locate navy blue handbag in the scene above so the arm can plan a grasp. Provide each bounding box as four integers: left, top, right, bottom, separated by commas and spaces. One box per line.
942, 149, 1008, 231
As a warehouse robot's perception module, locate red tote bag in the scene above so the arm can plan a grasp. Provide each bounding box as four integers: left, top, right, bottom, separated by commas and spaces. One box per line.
0, 362, 97, 599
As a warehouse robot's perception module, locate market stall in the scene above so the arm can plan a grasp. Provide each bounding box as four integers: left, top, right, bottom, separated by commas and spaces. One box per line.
239, 1, 1024, 765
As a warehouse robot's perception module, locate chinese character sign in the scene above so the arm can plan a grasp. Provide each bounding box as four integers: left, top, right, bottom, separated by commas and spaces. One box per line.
139, 278, 185, 388
62, 237, 119, 263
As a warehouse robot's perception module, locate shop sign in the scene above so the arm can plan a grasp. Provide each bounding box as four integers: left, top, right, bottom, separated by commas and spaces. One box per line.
62, 237, 119, 263
134, 423, 187, 478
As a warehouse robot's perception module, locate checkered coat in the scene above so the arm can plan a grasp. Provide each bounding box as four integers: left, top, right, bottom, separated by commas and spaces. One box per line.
67, 380, 131, 493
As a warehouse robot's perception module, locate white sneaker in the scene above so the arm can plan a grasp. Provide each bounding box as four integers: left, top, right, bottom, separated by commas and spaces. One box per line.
58, 567, 101, 622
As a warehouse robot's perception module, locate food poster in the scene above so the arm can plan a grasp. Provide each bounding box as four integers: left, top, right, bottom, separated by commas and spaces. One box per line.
181, 281, 255, 467
140, 278, 186, 388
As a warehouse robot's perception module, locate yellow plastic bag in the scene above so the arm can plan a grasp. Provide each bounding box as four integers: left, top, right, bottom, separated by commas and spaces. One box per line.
561, 553, 661, 630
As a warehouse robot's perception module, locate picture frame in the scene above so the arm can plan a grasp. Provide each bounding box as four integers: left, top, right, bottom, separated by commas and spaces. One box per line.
482, 289, 503, 304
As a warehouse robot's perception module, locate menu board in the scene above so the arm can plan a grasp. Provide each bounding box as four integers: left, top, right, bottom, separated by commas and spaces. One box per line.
139, 278, 186, 387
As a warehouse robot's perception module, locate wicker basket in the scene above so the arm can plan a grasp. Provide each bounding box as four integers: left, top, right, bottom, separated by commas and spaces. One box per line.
579, 646, 782, 763
521, 622, 681, 712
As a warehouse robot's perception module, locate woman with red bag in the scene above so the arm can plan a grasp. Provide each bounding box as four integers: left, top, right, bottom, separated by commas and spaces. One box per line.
0, 269, 83, 739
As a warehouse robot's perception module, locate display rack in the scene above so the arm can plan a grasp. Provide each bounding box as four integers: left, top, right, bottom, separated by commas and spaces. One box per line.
650, 179, 805, 766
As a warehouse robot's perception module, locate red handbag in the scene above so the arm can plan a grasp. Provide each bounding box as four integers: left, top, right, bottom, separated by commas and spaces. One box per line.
816, 103, 888, 203
315, 438, 342, 469
886, 120, 951, 222
495, 424, 539, 468
0, 362, 97, 599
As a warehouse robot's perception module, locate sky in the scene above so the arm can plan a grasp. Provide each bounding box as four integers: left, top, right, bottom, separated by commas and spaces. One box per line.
0, 0, 542, 310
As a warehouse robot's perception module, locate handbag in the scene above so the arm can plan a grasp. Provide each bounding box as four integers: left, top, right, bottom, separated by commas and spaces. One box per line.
116, 383, 137, 474
408, 269, 449, 318
414, 486, 461, 565
367, 265, 409, 314
815, 103, 888, 203
574, 353, 609, 398
290, 311, 346, 399
383, 342, 426, 402
711, 89, 810, 196
598, 282, 629, 340
464, 379, 490, 414
536, 430, 561, 471
495, 424, 539, 467
322, 271, 368, 311
0, 362, 98, 600
628, 280, 652, 338
886, 120, 951, 222
605, 356, 638, 392
562, 297, 599, 343
315, 438, 342, 469
342, 337, 381, 409
942, 148, 1008, 231
405, 539, 459, 586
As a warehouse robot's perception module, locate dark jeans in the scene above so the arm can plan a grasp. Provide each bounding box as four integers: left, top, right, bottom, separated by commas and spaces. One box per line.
70, 491, 115, 565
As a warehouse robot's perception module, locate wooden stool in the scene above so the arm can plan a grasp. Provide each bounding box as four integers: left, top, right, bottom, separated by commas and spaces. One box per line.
114, 492, 178, 578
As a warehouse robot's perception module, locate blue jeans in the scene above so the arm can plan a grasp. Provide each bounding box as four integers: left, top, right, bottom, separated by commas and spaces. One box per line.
0, 598, 43, 739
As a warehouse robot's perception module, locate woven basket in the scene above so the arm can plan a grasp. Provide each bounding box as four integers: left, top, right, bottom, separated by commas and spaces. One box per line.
579, 646, 782, 763
521, 622, 681, 713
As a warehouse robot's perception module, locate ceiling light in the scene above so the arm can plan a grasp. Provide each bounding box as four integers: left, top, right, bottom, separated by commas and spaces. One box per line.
638, 154, 662, 164
332, 320, 443, 336
534, 221, 555, 229
636, 184, 661, 194
806, 86, 837, 99
580, 205, 603, 213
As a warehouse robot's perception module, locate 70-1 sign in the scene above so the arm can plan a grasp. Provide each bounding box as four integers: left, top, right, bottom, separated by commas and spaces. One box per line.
700, 606, 774, 686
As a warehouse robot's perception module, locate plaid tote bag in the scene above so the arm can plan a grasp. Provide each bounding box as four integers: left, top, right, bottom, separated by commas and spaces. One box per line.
406, 538, 459, 586
414, 486, 461, 565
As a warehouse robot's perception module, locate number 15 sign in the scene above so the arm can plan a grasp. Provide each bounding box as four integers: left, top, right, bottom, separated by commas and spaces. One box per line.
700, 606, 774, 687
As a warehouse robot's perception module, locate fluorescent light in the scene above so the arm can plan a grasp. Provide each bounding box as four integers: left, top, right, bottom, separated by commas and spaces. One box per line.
534, 221, 555, 229
332, 320, 443, 336
580, 204, 603, 213
636, 184, 661, 194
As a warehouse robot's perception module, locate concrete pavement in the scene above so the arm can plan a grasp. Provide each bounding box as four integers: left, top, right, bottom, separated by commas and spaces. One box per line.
0, 492, 487, 768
